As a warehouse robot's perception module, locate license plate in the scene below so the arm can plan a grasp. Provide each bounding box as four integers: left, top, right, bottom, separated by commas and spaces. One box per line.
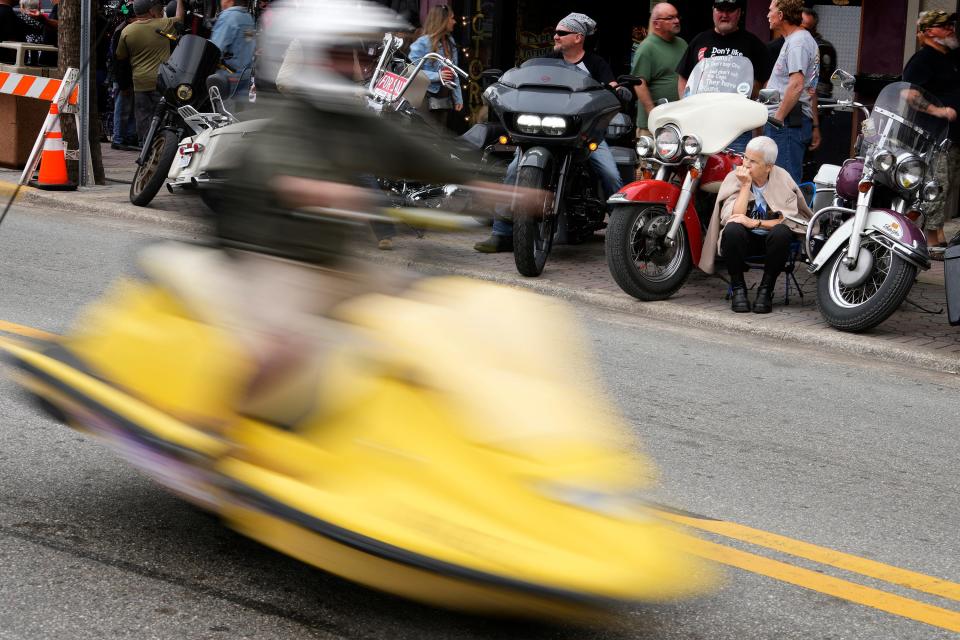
178, 152, 193, 168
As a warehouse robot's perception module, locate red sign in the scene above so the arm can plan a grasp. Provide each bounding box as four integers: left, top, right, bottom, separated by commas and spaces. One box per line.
373, 72, 409, 100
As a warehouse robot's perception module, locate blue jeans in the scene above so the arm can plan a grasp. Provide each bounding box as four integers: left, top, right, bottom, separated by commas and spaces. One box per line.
764, 116, 812, 184
112, 83, 137, 144
728, 131, 753, 155
493, 141, 624, 237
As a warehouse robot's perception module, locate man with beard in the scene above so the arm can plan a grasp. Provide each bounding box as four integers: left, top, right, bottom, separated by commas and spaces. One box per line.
903, 10, 960, 255
675, 0, 768, 151
631, 2, 685, 138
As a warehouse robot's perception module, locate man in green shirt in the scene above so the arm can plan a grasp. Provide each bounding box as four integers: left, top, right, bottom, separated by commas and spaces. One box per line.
631, 2, 686, 136
115, 0, 184, 142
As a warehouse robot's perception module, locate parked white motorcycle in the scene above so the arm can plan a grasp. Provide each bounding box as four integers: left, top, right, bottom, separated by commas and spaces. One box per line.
165, 85, 268, 212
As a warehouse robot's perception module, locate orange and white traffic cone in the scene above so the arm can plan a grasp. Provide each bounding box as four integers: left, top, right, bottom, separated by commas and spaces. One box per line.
29, 103, 76, 191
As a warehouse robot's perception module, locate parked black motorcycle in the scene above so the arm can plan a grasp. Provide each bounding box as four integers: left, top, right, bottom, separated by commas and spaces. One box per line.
484, 58, 639, 276
130, 32, 223, 207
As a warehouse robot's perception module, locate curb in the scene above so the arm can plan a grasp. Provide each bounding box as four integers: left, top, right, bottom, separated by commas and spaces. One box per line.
4, 173, 957, 375
359, 249, 960, 375
0, 177, 208, 234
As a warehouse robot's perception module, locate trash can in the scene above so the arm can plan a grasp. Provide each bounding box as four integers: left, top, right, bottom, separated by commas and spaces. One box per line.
945, 242, 960, 326
0, 42, 60, 169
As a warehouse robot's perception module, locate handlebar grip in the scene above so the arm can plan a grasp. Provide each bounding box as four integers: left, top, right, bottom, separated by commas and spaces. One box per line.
767, 116, 784, 129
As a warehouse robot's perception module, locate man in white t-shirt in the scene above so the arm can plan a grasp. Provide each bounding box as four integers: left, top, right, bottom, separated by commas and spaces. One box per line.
763, 0, 819, 183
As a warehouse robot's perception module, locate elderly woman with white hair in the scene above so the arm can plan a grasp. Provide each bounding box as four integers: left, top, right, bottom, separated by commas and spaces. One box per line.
698, 136, 812, 314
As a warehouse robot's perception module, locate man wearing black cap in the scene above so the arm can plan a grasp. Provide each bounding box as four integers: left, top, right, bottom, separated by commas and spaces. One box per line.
903, 9, 960, 255
677, 1, 768, 97
675, 0, 768, 151
115, 0, 184, 143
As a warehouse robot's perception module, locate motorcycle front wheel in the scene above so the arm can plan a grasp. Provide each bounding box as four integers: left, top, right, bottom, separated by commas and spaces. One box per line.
816, 237, 917, 332
130, 129, 179, 207
513, 166, 556, 277
605, 204, 692, 301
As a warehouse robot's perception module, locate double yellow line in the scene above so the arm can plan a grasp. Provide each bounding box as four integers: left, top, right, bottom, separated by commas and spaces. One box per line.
661, 509, 960, 632
1, 319, 958, 632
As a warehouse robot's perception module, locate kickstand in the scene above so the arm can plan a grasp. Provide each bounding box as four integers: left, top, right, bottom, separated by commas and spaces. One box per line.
903, 297, 943, 314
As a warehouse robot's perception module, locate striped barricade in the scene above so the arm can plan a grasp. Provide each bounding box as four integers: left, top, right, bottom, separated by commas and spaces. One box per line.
0, 70, 79, 105
4, 67, 82, 188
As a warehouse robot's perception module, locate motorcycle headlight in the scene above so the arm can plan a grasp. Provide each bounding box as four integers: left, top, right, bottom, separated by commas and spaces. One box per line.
655, 124, 682, 162
922, 180, 942, 202
636, 135, 655, 158
540, 116, 567, 136
894, 155, 924, 190
873, 149, 895, 173
515, 114, 542, 134
682, 135, 702, 156
176, 83, 193, 102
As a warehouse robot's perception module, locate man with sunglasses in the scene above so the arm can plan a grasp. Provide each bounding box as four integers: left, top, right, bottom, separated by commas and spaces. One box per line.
475, 12, 623, 253
903, 10, 960, 255
630, 2, 685, 138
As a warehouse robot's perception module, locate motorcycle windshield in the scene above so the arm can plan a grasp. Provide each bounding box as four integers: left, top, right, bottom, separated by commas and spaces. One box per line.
860, 82, 948, 158
498, 58, 605, 93
683, 56, 754, 98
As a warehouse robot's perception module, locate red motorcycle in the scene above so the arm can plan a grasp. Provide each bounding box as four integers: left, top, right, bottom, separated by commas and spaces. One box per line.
605, 57, 780, 300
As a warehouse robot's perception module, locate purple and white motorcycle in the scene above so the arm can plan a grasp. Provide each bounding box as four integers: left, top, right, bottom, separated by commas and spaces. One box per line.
806, 80, 950, 332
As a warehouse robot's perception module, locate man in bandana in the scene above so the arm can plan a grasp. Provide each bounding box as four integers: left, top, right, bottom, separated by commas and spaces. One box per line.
903, 10, 960, 255
474, 12, 623, 253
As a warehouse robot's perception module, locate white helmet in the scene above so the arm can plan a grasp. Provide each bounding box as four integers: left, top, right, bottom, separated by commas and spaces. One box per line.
261, 0, 410, 99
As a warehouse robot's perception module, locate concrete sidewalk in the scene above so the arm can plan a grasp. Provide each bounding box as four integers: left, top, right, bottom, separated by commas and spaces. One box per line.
3, 142, 959, 373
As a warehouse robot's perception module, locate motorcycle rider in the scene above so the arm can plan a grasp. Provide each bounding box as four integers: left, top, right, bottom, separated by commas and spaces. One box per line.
473, 12, 623, 253
181, 0, 535, 417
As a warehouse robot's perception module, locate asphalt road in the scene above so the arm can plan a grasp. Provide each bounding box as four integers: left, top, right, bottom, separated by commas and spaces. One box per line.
0, 205, 958, 639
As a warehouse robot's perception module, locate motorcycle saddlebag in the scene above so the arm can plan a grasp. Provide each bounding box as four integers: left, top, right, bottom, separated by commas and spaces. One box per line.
944, 243, 960, 325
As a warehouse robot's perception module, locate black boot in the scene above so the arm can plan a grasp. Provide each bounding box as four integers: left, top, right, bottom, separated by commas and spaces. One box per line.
753, 274, 776, 314
730, 275, 750, 313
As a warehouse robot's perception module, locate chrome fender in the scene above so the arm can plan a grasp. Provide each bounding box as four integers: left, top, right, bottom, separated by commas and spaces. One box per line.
808, 209, 929, 273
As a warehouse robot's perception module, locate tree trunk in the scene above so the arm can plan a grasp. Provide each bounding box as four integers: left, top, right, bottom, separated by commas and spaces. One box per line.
57, 0, 106, 185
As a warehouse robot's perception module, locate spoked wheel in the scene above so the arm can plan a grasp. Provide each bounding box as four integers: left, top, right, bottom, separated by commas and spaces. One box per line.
605, 204, 692, 301
816, 236, 917, 332
513, 165, 555, 277
129, 129, 179, 207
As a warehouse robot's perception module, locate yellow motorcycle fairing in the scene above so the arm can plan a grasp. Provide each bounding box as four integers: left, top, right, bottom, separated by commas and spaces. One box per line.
1, 274, 715, 618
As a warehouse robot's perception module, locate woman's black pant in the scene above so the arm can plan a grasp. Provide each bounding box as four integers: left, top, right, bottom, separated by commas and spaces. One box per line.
720, 222, 794, 280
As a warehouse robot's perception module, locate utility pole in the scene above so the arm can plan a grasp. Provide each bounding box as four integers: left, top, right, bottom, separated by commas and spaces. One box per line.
58, 0, 105, 185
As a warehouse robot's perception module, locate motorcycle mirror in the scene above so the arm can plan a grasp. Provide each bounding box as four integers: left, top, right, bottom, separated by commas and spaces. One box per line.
831, 68, 856, 90
616, 74, 643, 87
481, 68, 503, 89
758, 88, 780, 105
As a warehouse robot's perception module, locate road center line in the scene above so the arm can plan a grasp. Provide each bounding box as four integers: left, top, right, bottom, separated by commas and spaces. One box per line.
0, 320, 57, 341
659, 509, 960, 603
682, 535, 960, 633
3, 316, 958, 630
